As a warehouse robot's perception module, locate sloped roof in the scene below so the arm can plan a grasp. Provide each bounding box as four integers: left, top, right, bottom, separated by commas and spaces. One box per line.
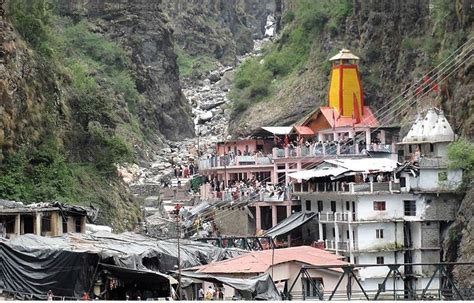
319, 106, 379, 128
329, 49, 360, 61
401, 109, 455, 144
195, 246, 346, 274
264, 212, 317, 238
260, 126, 293, 135
288, 166, 349, 180
293, 125, 315, 136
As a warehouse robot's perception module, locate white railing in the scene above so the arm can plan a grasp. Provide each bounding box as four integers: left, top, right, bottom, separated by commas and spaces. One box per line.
272, 143, 396, 159
318, 212, 357, 222
324, 240, 358, 252
198, 155, 272, 170
294, 181, 401, 194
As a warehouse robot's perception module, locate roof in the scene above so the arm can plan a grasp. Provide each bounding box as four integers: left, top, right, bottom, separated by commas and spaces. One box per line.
264, 212, 317, 238
329, 49, 360, 61
0, 200, 89, 216
289, 158, 398, 180
260, 126, 293, 135
194, 246, 347, 274
293, 125, 314, 136
319, 106, 379, 128
401, 109, 456, 144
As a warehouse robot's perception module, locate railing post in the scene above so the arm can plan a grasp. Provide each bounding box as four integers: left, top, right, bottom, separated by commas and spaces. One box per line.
370, 182, 374, 193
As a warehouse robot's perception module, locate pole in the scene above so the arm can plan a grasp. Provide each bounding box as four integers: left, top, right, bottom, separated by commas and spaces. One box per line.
175, 203, 182, 300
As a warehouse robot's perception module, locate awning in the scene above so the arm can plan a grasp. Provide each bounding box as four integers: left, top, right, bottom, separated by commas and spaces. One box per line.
288, 166, 349, 180
261, 126, 293, 135
293, 126, 314, 136
99, 263, 172, 287
325, 158, 398, 173
177, 271, 281, 300
264, 211, 317, 239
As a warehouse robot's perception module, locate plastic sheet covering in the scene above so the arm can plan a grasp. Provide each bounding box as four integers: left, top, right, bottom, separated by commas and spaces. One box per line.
5, 231, 246, 272
0, 242, 99, 299
178, 271, 281, 300
264, 211, 317, 239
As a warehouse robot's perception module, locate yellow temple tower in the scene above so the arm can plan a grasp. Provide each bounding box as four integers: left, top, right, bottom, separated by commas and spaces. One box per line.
328, 49, 364, 121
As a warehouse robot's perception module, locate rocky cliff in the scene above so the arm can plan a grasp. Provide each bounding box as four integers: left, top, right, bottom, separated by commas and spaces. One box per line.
161, 0, 274, 78
229, 0, 473, 138
58, 0, 194, 142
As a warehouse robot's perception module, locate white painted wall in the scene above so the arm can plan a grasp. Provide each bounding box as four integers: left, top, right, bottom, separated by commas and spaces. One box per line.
411, 168, 462, 192
356, 223, 403, 252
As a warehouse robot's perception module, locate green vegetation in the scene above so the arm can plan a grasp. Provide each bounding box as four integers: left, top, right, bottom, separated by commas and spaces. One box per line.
230, 0, 353, 117
175, 46, 219, 77
447, 139, 474, 185
3, 0, 142, 228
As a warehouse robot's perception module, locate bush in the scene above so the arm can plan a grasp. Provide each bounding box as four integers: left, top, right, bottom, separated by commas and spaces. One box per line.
447, 139, 474, 183
282, 10, 295, 25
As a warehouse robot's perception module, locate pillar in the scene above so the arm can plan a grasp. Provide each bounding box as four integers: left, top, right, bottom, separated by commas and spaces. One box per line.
365, 130, 371, 145
271, 205, 277, 227
318, 222, 323, 241
335, 223, 340, 255
14, 214, 20, 235
51, 212, 59, 236
287, 204, 292, 247
256, 205, 262, 231
380, 130, 386, 144
348, 224, 354, 263
35, 213, 41, 236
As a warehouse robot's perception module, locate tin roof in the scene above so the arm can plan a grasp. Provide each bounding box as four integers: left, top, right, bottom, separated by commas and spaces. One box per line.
194, 246, 347, 274
329, 49, 360, 61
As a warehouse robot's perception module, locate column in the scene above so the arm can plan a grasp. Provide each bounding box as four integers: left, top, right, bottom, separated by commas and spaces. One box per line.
318, 222, 324, 241
335, 223, 340, 255
380, 130, 386, 144
35, 213, 41, 236
14, 214, 21, 235
51, 212, 59, 236
256, 205, 262, 231
365, 130, 371, 145
287, 204, 292, 247
348, 224, 354, 263
271, 205, 277, 227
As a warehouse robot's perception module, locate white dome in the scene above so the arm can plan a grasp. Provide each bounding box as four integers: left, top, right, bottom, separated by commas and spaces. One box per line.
402, 109, 456, 143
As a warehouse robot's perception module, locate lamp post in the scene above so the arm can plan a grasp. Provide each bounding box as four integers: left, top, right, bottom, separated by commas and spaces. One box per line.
174, 203, 182, 300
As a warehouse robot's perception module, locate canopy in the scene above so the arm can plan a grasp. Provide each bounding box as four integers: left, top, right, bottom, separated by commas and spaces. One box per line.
264, 212, 317, 238
293, 126, 314, 136
177, 271, 281, 300
0, 242, 99, 299
288, 166, 349, 180
260, 126, 293, 135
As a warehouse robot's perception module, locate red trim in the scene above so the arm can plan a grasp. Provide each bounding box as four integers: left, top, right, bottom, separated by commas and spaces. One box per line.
355, 66, 364, 111
339, 64, 344, 115
332, 64, 359, 69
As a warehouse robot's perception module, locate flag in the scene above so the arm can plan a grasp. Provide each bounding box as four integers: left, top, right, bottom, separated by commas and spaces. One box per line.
284, 135, 289, 147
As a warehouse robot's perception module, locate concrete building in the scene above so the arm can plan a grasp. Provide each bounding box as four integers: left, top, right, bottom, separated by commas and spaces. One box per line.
190, 246, 350, 300
289, 108, 462, 294
0, 200, 88, 238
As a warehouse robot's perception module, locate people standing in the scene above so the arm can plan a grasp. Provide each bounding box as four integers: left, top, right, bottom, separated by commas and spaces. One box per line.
198, 287, 204, 301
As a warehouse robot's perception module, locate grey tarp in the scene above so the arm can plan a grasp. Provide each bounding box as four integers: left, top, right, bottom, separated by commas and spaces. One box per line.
0, 242, 99, 299
264, 211, 317, 239
6, 231, 246, 272
178, 271, 281, 300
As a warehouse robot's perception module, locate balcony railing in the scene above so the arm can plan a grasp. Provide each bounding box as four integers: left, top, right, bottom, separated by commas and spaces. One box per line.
198, 155, 272, 170
324, 240, 358, 252
318, 212, 357, 222
273, 143, 395, 159
294, 181, 401, 194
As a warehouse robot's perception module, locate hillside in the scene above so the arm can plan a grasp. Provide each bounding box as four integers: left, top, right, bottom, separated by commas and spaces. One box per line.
228, 0, 473, 138
0, 0, 194, 230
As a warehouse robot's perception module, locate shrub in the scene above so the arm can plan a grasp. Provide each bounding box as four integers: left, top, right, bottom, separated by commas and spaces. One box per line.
447, 139, 474, 183
282, 10, 295, 25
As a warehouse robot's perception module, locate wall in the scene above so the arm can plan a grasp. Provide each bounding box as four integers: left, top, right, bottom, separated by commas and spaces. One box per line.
414, 168, 463, 192
214, 207, 254, 236
356, 223, 403, 252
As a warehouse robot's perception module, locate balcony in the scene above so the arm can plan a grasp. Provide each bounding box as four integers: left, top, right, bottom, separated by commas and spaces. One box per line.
324, 240, 358, 252
293, 181, 401, 195
272, 143, 395, 159
318, 212, 357, 222
198, 155, 272, 170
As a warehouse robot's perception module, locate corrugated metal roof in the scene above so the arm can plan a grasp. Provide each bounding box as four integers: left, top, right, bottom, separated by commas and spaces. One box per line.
195, 246, 347, 274
261, 126, 293, 135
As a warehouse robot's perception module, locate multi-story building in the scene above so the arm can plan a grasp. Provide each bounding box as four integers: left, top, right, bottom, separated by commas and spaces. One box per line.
290, 108, 462, 293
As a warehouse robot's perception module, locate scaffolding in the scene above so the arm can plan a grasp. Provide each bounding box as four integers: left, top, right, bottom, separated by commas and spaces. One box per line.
286, 262, 474, 301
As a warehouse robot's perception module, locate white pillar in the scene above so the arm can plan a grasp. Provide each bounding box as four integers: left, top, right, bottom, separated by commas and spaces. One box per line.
256, 206, 262, 231
35, 213, 41, 236
348, 224, 354, 263
271, 205, 278, 227
318, 222, 323, 241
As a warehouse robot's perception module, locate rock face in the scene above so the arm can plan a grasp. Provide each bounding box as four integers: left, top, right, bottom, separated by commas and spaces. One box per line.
229, 0, 473, 139
161, 0, 275, 67
59, 0, 194, 141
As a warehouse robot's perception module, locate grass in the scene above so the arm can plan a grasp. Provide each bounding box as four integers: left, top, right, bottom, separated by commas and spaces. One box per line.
175, 46, 219, 77
230, 0, 353, 116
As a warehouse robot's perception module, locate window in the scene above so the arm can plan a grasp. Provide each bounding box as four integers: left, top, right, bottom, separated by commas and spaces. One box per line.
317, 200, 323, 212
376, 229, 384, 239
346, 230, 350, 239
376, 256, 384, 264
322, 224, 327, 239
305, 200, 311, 211
346, 201, 350, 211
331, 201, 336, 213
430, 143, 434, 152
332, 228, 336, 237
404, 200, 416, 216
304, 278, 324, 298
75, 217, 82, 233
373, 201, 386, 211
378, 283, 386, 292
41, 214, 51, 233
438, 171, 447, 181
400, 177, 406, 188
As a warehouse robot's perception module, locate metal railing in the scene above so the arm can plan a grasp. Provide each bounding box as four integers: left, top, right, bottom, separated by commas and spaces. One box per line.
294, 181, 401, 194
198, 155, 272, 170
273, 143, 395, 159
